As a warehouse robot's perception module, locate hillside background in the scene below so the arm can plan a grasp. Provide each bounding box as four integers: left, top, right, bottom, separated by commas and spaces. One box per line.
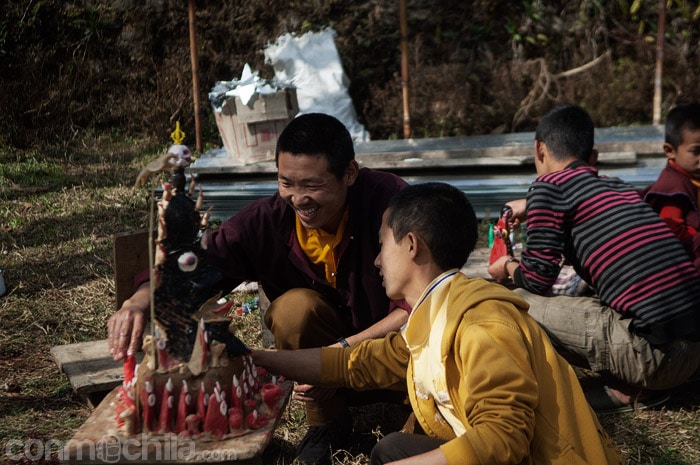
2, 0, 700, 150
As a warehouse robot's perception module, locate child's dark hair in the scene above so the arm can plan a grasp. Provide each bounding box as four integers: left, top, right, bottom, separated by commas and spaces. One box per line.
386, 182, 477, 270
275, 113, 355, 179
535, 104, 595, 162
665, 103, 700, 149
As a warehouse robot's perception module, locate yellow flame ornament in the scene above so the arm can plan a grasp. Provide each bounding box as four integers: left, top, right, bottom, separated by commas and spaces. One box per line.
171, 121, 186, 145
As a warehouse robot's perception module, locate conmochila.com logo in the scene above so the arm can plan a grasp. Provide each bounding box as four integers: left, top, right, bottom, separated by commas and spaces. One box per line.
5, 434, 197, 463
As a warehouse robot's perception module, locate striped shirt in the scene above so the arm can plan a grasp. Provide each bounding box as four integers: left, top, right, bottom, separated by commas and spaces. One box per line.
515, 161, 700, 345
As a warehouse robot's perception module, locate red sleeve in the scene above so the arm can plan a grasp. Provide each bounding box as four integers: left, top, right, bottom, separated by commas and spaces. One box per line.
133, 268, 151, 290
389, 299, 412, 314
659, 203, 698, 240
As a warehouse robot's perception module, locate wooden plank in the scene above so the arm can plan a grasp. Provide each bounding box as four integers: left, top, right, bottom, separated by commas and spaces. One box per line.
188, 147, 635, 175
189, 125, 661, 175
63, 381, 293, 464
597, 151, 637, 164
113, 230, 150, 310
51, 340, 144, 397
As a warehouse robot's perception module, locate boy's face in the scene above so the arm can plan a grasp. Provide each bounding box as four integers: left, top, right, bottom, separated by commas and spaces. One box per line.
277, 152, 358, 233
664, 128, 700, 180
375, 210, 412, 301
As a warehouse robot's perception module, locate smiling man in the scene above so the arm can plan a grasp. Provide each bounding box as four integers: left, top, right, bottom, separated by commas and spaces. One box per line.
107, 113, 410, 465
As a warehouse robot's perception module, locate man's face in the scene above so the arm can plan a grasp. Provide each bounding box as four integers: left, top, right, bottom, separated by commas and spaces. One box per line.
665, 128, 700, 181
374, 210, 411, 300
277, 152, 357, 233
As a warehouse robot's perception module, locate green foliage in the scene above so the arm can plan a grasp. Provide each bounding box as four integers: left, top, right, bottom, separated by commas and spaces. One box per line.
0, 153, 64, 190
0, 21, 8, 59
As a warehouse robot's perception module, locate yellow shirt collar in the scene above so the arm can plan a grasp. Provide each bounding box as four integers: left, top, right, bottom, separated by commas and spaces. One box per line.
295, 208, 349, 287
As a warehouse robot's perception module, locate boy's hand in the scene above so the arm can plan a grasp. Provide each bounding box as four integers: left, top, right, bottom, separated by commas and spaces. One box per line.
505, 198, 527, 227
293, 384, 337, 402
488, 255, 513, 283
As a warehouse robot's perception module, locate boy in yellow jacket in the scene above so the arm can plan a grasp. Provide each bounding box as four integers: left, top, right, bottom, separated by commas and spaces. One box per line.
252, 182, 626, 465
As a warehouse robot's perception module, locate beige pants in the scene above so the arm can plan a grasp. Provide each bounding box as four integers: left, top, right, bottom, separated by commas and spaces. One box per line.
514, 288, 700, 390
264, 288, 354, 426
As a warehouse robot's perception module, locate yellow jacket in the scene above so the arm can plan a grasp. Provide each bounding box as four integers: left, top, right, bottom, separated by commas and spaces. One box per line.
321, 273, 626, 465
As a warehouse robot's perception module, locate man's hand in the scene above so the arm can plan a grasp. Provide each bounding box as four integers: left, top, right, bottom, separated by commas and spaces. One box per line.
108, 305, 147, 361
107, 283, 150, 361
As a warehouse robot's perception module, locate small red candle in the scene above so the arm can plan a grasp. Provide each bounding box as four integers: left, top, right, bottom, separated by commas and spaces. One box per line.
231, 374, 242, 409
196, 383, 208, 421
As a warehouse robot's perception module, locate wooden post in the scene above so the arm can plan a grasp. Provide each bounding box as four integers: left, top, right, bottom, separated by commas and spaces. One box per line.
652, 0, 666, 125
188, 0, 202, 153
399, 0, 411, 139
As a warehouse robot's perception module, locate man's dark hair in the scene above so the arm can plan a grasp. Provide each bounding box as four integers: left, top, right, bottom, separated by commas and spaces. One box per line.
386, 182, 477, 270
535, 104, 595, 162
275, 113, 355, 179
665, 103, 700, 149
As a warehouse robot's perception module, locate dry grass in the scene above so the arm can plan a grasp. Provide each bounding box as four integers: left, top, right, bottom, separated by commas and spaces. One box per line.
1, 135, 699, 464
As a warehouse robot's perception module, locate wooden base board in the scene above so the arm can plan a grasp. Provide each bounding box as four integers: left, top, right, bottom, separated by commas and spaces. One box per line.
51, 340, 145, 408
63, 381, 292, 464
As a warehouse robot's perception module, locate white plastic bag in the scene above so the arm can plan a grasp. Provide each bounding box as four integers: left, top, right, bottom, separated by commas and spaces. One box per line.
264, 28, 370, 142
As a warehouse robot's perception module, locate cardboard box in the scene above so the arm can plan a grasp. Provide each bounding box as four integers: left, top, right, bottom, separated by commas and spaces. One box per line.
214, 88, 299, 164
